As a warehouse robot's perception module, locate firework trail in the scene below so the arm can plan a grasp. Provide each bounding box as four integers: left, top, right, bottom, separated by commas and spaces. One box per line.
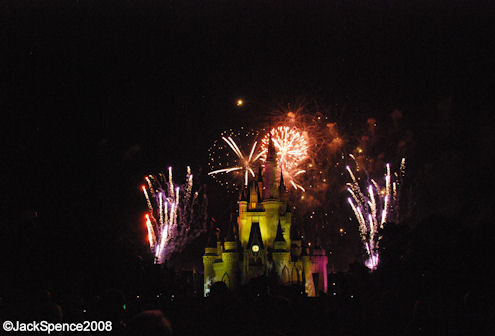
208, 128, 263, 190
141, 166, 208, 263
346, 157, 405, 270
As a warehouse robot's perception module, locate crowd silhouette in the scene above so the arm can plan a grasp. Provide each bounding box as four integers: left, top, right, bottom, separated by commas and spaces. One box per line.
2, 215, 493, 335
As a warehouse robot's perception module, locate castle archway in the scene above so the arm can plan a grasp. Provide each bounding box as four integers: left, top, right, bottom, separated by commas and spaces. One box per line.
291, 266, 299, 284
281, 266, 289, 284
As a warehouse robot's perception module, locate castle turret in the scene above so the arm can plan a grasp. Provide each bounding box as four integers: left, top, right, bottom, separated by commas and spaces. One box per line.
203, 229, 219, 296
248, 180, 262, 210
278, 171, 288, 203
224, 217, 239, 251
216, 228, 223, 256
222, 219, 240, 289
238, 185, 248, 215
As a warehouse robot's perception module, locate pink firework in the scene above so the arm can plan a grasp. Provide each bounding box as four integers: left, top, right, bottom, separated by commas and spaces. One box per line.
346, 157, 406, 270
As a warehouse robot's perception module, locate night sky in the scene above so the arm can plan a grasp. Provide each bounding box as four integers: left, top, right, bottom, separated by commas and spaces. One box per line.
1, 1, 493, 293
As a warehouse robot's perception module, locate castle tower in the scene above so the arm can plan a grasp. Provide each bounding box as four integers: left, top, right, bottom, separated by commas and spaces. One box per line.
239, 185, 248, 214
216, 228, 223, 256
203, 229, 218, 296
221, 219, 240, 289
278, 171, 288, 203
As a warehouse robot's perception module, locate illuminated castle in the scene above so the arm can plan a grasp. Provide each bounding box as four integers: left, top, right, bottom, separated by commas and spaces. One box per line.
203, 136, 328, 296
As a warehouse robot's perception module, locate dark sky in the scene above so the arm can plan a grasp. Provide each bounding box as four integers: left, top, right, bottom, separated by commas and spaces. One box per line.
1, 0, 493, 291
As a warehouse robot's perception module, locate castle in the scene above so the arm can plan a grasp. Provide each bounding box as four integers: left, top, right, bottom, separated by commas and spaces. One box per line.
203, 136, 328, 296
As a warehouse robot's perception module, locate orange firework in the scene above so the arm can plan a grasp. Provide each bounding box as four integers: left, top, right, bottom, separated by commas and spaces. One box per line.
260, 126, 309, 191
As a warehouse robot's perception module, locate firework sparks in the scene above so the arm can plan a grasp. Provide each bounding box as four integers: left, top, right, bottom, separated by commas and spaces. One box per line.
346, 157, 405, 270
259, 126, 309, 191
208, 136, 258, 186
145, 213, 156, 248
142, 185, 153, 212
141, 166, 207, 263
208, 129, 262, 190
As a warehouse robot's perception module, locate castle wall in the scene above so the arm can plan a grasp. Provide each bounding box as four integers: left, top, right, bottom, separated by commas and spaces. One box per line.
272, 251, 290, 284
204, 247, 324, 296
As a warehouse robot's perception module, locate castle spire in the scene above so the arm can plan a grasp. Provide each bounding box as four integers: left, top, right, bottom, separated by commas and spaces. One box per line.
274, 219, 285, 242
267, 131, 277, 162
279, 171, 285, 188
278, 171, 288, 203
247, 222, 264, 249
249, 180, 259, 204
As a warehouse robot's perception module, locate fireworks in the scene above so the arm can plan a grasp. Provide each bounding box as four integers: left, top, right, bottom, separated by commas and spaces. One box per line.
346, 157, 405, 270
208, 126, 311, 192
208, 129, 263, 190
208, 104, 343, 197
259, 126, 309, 191
141, 166, 207, 263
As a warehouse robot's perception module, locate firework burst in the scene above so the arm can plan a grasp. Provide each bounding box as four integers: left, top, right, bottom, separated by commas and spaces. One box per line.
259, 125, 309, 191
208, 129, 263, 191
208, 105, 345, 212
346, 157, 405, 270
141, 166, 207, 263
